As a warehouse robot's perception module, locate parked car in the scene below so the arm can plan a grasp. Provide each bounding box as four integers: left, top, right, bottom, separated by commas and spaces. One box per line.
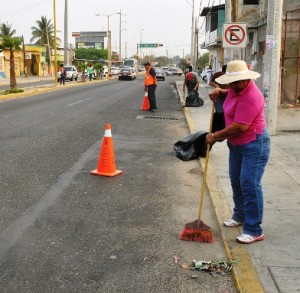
166, 68, 183, 76
119, 67, 137, 80
110, 66, 120, 75
154, 67, 165, 81
138, 65, 146, 72
57, 65, 78, 81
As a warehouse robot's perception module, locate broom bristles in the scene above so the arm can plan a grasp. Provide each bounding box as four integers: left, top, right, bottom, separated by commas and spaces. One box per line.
179, 220, 214, 243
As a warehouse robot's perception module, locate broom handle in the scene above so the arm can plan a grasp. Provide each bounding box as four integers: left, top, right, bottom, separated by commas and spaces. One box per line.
198, 102, 215, 220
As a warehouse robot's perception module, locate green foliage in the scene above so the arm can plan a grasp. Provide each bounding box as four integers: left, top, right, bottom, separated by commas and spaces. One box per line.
0, 88, 24, 95
0, 22, 16, 38
155, 56, 172, 67
76, 62, 87, 82
75, 48, 107, 61
198, 52, 209, 70
93, 63, 103, 78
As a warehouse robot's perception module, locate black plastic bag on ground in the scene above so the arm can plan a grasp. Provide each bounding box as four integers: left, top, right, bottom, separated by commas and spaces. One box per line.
173, 131, 209, 161
183, 90, 204, 107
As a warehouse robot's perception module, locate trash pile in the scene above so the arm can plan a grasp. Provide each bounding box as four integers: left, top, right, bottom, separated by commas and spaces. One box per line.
180, 258, 240, 274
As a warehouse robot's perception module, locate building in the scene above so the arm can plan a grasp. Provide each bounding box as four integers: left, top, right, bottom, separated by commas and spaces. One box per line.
200, 1, 300, 103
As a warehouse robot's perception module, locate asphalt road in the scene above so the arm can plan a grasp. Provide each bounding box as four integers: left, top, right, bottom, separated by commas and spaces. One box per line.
0, 76, 237, 292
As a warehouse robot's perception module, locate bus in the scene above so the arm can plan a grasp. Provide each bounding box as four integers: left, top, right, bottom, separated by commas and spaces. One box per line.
123, 58, 138, 71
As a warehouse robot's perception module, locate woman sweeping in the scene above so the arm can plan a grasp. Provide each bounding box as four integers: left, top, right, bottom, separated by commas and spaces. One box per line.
206, 60, 270, 244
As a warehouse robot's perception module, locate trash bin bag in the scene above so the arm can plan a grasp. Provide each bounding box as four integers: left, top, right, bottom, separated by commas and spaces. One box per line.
173, 131, 209, 161
183, 90, 204, 107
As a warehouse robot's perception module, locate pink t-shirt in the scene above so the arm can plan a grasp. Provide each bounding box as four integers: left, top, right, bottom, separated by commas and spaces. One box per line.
223, 81, 266, 145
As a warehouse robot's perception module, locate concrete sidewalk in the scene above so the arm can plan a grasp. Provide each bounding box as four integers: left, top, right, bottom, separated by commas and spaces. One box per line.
177, 81, 300, 293
0, 75, 54, 85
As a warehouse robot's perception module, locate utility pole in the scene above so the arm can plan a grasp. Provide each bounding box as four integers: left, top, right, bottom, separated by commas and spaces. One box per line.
190, 0, 195, 66
264, 0, 283, 135
224, 0, 232, 64
22, 35, 27, 77
53, 0, 58, 85
118, 10, 122, 60
64, 0, 68, 65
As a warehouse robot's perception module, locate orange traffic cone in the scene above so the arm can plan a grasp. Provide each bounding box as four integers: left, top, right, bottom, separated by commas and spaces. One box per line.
141, 91, 150, 110
90, 124, 122, 177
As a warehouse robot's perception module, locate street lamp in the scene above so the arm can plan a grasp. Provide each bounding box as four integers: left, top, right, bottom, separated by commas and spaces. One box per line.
95, 12, 119, 78
53, 0, 58, 85
139, 28, 144, 65
117, 10, 126, 60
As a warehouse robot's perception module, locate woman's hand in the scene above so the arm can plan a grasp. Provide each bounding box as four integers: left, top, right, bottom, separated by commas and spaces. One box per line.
209, 88, 220, 103
206, 133, 215, 144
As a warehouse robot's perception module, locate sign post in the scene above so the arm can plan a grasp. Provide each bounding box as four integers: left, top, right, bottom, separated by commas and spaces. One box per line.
222, 23, 247, 48
139, 43, 163, 48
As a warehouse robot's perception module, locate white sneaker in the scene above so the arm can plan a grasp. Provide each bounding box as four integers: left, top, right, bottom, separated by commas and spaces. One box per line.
223, 219, 244, 227
237, 233, 265, 244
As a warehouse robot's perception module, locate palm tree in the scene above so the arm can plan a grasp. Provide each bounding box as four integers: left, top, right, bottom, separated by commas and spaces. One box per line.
31, 16, 60, 74
0, 22, 16, 38
0, 36, 22, 89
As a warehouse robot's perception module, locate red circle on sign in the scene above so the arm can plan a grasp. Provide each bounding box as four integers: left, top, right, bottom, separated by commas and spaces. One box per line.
225, 25, 245, 45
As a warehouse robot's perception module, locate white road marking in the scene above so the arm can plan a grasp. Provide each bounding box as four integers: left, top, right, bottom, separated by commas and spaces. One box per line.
66, 98, 91, 107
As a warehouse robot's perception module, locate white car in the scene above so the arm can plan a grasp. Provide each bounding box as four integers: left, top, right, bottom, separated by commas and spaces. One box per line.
110, 66, 120, 75
118, 67, 137, 80
57, 65, 78, 81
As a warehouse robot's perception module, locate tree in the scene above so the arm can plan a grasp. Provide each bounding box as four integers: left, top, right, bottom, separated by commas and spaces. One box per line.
93, 63, 103, 79
77, 62, 87, 82
75, 48, 107, 61
0, 35, 22, 89
0, 22, 16, 38
197, 52, 209, 71
30, 16, 59, 72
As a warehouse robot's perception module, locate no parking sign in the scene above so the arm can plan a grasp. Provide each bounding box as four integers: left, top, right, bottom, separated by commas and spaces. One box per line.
222, 23, 247, 48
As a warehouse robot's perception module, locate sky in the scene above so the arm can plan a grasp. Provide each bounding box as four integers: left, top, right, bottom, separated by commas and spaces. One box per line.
0, 0, 224, 59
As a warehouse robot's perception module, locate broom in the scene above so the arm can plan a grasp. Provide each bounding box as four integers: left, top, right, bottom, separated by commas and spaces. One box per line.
179, 102, 215, 243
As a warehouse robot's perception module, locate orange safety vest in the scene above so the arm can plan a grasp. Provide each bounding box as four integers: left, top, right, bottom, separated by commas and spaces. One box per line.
144, 68, 155, 86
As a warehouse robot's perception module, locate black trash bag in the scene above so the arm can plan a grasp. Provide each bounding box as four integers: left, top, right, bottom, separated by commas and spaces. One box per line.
183, 90, 204, 107
173, 131, 209, 161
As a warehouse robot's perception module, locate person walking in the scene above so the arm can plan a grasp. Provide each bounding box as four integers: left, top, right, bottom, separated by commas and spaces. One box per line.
87, 64, 94, 81
206, 60, 270, 244
206, 65, 213, 85
183, 65, 200, 94
144, 62, 158, 112
209, 64, 228, 133
58, 64, 66, 85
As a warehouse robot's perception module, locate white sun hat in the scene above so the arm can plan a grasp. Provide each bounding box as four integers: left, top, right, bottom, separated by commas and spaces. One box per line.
215, 60, 260, 85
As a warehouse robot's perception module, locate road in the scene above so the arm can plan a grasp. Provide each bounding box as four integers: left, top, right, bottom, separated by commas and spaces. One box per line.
0, 76, 237, 292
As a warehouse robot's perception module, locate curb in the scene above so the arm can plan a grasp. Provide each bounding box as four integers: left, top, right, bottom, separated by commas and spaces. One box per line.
176, 83, 264, 293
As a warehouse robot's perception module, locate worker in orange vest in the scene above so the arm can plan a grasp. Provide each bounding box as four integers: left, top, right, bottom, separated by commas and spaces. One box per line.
144, 62, 158, 112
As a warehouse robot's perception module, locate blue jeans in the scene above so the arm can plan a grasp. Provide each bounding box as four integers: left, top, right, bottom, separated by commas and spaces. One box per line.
228, 129, 270, 236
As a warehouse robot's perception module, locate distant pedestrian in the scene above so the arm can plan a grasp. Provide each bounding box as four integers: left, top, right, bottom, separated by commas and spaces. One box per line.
209, 64, 228, 133
183, 65, 200, 94
206, 65, 213, 85
144, 62, 158, 112
206, 60, 270, 244
59, 64, 66, 85
87, 64, 94, 81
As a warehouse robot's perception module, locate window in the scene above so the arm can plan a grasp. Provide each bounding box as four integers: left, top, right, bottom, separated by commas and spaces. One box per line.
244, 0, 259, 4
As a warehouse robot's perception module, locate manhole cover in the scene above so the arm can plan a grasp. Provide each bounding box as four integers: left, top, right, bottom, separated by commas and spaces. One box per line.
136, 115, 184, 121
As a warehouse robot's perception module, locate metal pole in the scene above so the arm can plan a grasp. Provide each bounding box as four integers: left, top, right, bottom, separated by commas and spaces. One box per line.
119, 10, 122, 60
264, 0, 283, 135
53, 0, 58, 85
64, 0, 68, 65
190, 0, 195, 66
107, 15, 111, 79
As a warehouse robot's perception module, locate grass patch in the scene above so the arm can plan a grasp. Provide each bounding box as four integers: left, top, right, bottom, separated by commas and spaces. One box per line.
0, 88, 24, 95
